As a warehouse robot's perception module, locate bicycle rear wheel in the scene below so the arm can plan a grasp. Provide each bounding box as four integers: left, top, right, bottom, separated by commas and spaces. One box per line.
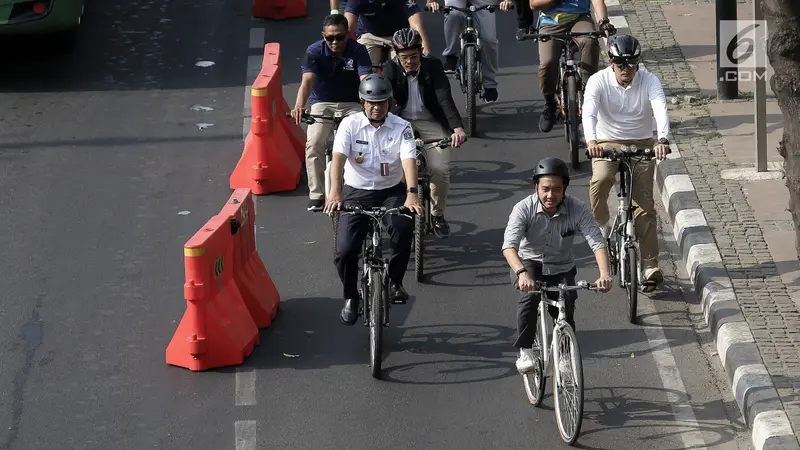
625, 246, 639, 324
566, 75, 581, 169
414, 185, 426, 282
464, 46, 478, 136
369, 269, 384, 379
553, 324, 584, 445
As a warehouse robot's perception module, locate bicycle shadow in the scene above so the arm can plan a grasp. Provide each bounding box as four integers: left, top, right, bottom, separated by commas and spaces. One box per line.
381, 323, 519, 385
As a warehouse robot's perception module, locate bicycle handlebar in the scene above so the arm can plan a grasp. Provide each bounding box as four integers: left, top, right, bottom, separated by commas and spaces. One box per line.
531, 280, 606, 294
310, 204, 415, 220
285, 111, 346, 125
519, 30, 605, 42
416, 137, 454, 149
425, 4, 506, 14
585, 145, 672, 161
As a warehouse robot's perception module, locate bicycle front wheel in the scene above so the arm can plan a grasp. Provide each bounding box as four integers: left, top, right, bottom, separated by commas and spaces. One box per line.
414, 185, 426, 282
369, 269, 384, 379
465, 46, 478, 136
553, 323, 584, 445
566, 75, 581, 169
625, 246, 639, 324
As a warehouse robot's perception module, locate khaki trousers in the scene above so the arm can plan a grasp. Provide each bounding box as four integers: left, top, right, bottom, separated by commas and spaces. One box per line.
409, 119, 450, 216
357, 33, 396, 68
305, 101, 362, 200
538, 15, 599, 96
588, 139, 658, 269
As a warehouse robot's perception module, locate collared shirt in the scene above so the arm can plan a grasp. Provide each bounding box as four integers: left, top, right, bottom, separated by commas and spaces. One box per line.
539, 0, 590, 26
345, 0, 420, 38
333, 112, 417, 190
301, 39, 372, 106
401, 73, 433, 121
502, 193, 606, 275
582, 66, 670, 142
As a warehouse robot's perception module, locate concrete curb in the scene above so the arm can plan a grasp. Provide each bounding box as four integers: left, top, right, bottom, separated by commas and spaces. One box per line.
599, 4, 800, 449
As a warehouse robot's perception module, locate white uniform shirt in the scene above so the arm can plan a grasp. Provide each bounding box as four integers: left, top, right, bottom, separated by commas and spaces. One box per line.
582, 66, 670, 142
332, 112, 417, 190
402, 74, 434, 121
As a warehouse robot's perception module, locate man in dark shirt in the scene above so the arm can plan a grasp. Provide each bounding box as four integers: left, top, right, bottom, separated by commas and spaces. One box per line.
345, 0, 433, 68
291, 14, 373, 211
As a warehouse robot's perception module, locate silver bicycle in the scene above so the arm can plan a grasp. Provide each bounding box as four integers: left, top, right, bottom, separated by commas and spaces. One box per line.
520, 279, 605, 445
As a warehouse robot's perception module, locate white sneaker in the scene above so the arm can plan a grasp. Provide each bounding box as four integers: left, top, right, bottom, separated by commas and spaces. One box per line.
516, 348, 537, 374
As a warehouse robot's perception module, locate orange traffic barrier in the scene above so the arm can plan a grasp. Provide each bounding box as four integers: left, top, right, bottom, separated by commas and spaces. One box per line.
221, 188, 280, 328
166, 214, 260, 371
252, 0, 307, 20
230, 43, 302, 195
264, 43, 305, 163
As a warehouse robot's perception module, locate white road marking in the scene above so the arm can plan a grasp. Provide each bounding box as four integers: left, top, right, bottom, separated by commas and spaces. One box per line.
235, 368, 256, 406
235, 420, 257, 450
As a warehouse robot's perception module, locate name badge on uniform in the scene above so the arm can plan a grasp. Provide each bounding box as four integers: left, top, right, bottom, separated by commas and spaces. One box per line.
355, 152, 365, 164
380, 162, 390, 177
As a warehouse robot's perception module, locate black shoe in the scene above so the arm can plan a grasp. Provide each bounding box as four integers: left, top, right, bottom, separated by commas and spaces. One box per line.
389, 282, 409, 304
483, 88, 498, 103
443, 55, 458, 74
340, 298, 359, 325
538, 99, 557, 133
307, 198, 324, 211
431, 215, 451, 238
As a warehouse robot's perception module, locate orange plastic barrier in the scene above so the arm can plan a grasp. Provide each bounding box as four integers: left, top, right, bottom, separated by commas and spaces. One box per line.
166, 214, 260, 371
252, 0, 307, 20
221, 189, 280, 328
230, 43, 302, 195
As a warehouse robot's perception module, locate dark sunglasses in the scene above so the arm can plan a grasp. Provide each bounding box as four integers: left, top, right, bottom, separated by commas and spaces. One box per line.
324, 33, 347, 42
611, 56, 639, 68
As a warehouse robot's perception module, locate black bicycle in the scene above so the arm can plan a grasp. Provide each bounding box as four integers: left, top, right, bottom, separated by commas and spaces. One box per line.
314, 204, 414, 378
426, 3, 501, 137
586, 144, 670, 323
290, 110, 350, 254
521, 30, 606, 169
412, 137, 452, 282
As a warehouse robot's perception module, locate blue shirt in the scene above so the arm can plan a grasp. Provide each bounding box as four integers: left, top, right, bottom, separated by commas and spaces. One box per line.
538, 0, 591, 26
301, 39, 372, 105
345, 0, 420, 38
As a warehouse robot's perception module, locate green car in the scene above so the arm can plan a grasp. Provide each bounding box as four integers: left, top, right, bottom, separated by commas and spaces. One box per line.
0, 0, 84, 36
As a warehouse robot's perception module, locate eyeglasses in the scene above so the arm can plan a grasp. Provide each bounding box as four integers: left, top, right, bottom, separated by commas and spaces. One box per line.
324, 33, 347, 42
397, 53, 420, 63
611, 56, 639, 69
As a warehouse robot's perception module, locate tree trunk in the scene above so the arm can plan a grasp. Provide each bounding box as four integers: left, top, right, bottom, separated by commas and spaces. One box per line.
761, 0, 800, 258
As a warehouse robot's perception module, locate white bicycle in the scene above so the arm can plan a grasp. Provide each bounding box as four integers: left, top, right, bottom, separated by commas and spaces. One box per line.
521, 279, 605, 445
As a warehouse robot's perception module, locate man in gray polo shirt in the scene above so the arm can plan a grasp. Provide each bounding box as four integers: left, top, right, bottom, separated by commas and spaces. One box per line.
502, 157, 612, 374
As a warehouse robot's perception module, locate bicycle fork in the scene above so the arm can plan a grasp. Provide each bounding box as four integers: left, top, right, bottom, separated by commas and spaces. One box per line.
613, 173, 642, 287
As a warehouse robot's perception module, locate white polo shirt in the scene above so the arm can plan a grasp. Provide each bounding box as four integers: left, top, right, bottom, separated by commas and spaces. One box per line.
582, 66, 670, 142
332, 111, 417, 191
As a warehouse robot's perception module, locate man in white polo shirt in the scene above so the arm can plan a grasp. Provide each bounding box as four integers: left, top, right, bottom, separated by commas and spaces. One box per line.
582, 34, 670, 292
323, 74, 424, 325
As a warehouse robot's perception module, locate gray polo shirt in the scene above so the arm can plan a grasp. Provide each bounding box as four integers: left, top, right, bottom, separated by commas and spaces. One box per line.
502, 193, 606, 275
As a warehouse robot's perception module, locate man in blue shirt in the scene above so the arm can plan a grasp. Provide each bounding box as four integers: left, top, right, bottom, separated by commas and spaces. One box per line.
345, 0, 433, 68
291, 14, 373, 211
531, 0, 614, 133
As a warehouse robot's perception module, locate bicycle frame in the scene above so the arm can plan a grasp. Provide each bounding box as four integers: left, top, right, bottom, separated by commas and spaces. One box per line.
608, 153, 641, 288
413, 137, 450, 234
535, 284, 582, 383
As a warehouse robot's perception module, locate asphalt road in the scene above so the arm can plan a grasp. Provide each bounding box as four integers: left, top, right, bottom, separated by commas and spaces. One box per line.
0, 0, 747, 449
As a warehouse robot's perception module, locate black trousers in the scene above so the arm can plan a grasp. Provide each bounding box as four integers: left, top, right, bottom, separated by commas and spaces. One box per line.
334, 183, 413, 300
513, 0, 534, 29
511, 260, 577, 349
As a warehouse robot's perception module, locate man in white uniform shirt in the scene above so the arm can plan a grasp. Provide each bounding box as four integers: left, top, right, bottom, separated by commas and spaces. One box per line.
324, 74, 424, 325
582, 34, 670, 291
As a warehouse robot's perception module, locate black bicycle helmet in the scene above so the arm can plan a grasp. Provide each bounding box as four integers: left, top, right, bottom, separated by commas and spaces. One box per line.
358, 73, 393, 102
391, 28, 422, 52
607, 34, 642, 61
532, 157, 570, 187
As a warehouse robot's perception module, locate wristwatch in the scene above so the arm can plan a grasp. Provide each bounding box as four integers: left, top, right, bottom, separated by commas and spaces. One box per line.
515, 267, 527, 277
408, 186, 419, 194
658, 137, 670, 145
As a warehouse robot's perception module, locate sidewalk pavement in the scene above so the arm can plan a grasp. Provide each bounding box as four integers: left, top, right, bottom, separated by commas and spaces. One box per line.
605, 0, 800, 449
